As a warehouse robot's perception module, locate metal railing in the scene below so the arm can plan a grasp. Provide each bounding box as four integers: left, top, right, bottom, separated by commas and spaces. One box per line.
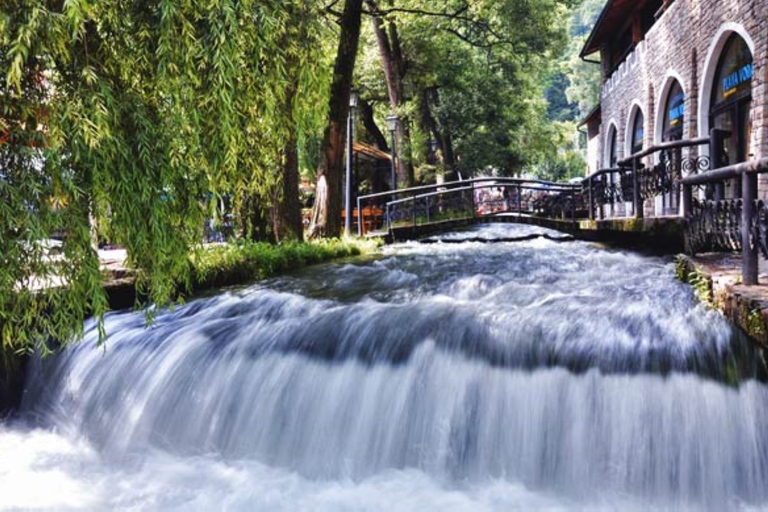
583, 138, 711, 220
352, 137, 768, 286
681, 157, 768, 285
356, 178, 584, 235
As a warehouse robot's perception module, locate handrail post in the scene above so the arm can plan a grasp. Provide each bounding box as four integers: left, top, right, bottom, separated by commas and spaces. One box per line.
711, 128, 729, 201
633, 157, 643, 219
682, 183, 692, 218
742, 171, 758, 285
570, 188, 576, 224
517, 184, 522, 216
357, 197, 363, 237
599, 175, 605, 220
609, 172, 615, 218
412, 196, 417, 227
588, 177, 594, 220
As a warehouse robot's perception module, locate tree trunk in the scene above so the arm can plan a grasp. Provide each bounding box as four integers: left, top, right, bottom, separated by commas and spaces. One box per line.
426, 87, 457, 180
368, 3, 415, 187
273, 77, 303, 242
418, 88, 438, 165
308, 0, 363, 238
360, 99, 389, 151
240, 193, 274, 243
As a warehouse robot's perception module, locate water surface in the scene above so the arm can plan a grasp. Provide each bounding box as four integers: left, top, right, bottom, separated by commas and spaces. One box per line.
4, 224, 768, 511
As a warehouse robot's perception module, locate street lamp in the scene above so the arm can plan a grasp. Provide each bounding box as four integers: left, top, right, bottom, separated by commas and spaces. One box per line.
345, 90, 359, 236
386, 114, 399, 192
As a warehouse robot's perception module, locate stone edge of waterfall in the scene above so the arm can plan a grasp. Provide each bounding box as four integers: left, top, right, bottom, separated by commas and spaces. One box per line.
676, 254, 768, 352
390, 216, 685, 256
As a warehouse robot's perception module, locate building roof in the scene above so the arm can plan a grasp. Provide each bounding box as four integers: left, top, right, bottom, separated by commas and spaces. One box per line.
580, 0, 647, 58
578, 104, 602, 128
353, 141, 391, 162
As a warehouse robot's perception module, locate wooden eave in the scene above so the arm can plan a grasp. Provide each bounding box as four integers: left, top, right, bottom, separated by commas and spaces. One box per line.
353, 141, 391, 162
580, 0, 642, 58
578, 104, 602, 128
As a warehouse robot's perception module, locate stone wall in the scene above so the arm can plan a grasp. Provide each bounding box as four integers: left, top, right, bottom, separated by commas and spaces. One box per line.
595, 0, 767, 189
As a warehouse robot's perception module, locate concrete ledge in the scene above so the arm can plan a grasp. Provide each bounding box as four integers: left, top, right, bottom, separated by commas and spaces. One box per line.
577, 217, 685, 254
677, 253, 768, 348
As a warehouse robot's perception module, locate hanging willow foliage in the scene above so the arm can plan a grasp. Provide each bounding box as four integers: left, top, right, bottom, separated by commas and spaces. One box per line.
0, 1, 330, 355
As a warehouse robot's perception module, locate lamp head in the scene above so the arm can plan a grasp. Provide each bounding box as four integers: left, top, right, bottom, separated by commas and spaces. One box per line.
385, 114, 399, 132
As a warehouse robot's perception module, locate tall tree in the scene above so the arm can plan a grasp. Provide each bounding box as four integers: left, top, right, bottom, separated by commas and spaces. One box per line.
366, 1, 415, 186
354, 0, 574, 181
308, 0, 364, 238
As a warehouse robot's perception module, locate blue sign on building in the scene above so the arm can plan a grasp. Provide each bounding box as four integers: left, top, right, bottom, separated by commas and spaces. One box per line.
722, 62, 753, 98
668, 92, 685, 126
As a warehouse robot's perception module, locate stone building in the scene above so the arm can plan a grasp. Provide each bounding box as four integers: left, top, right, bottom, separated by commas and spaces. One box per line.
581, 0, 767, 214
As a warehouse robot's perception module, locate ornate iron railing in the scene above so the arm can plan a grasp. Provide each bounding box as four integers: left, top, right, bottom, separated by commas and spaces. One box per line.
685, 198, 742, 254
681, 157, 768, 285
752, 200, 768, 261
357, 177, 583, 235
583, 138, 711, 220
376, 178, 586, 230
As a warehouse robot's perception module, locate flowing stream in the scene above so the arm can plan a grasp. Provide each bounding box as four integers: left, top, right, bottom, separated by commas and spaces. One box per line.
3, 223, 768, 511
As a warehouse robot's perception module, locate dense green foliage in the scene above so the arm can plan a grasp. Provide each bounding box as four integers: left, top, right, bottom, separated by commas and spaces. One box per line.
1, 1, 328, 354
528, 0, 603, 179
191, 238, 381, 290
2, 0, 604, 356
355, 0, 578, 179
563, 0, 603, 119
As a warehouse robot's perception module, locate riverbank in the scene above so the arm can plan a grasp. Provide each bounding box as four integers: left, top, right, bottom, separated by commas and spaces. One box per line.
103, 238, 382, 309
1, 237, 382, 416
676, 253, 768, 349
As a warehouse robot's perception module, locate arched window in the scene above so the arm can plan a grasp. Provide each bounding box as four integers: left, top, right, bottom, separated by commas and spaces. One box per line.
607, 126, 618, 167
660, 80, 684, 215
630, 109, 644, 155
663, 80, 684, 142
710, 33, 753, 166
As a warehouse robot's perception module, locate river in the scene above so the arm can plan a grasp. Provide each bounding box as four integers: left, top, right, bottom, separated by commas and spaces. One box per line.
2, 223, 768, 511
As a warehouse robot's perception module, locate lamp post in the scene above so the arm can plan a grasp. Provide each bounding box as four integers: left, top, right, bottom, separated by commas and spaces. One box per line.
428, 139, 438, 161
386, 114, 399, 193
345, 90, 359, 237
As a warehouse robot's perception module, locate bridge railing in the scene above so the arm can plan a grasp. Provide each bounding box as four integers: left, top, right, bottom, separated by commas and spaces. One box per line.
584, 138, 711, 220
680, 157, 768, 285
378, 179, 584, 233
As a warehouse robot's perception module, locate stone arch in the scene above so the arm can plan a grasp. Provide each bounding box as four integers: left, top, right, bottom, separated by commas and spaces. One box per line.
698, 22, 756, 156
655, 71, 688, 145
624, 100, 646, 157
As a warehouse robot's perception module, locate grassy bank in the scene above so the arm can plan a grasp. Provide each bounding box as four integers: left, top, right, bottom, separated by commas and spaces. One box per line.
190, 237, 382, 291
1, 237, 382, 411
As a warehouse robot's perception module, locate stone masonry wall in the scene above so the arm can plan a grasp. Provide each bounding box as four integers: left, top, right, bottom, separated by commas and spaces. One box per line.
597, 0, 767, 195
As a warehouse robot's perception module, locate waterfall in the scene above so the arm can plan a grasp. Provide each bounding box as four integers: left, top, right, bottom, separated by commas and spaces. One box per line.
6, 224, 768, 510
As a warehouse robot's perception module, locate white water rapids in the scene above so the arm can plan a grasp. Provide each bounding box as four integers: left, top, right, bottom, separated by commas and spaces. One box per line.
3, 224, 768, 511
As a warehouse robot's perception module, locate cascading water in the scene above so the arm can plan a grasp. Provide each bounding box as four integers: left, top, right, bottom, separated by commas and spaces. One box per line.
3, 223, 768, 511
